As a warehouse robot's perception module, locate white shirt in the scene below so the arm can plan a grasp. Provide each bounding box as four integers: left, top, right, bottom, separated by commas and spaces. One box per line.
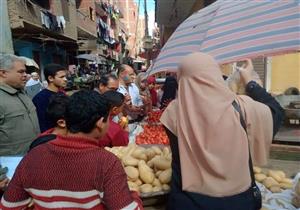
117, 83, 143, 121
118, 84, 143, 106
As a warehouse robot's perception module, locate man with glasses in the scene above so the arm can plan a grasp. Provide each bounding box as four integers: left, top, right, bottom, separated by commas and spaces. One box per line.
97, 74, 119, 94
0, 54, 40, 156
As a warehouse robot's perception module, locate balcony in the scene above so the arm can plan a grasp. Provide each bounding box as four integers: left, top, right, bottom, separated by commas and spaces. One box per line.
76, 10, 97, 39
8, 0, 77, 41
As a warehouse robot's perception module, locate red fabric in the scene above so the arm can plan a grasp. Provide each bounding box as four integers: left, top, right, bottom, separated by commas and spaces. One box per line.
150, 88, 158, 106
99, 119, 129, 147
38, 128, 54, 136
147, 76, 156, 84
0, 135, 142, 210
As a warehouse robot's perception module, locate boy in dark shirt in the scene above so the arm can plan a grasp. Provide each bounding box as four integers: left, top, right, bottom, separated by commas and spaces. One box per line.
32, 64, 67, 132
100, 90, 129, 147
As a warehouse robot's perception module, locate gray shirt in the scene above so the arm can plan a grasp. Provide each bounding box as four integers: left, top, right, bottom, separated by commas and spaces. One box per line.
0, 84, 40, 156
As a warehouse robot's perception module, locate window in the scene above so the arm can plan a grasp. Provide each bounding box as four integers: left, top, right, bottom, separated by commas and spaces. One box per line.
32, 0, 50, 9
89, 7, 95, 21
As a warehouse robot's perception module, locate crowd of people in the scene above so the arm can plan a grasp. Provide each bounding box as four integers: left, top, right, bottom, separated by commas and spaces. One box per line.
0, 52, 284, 210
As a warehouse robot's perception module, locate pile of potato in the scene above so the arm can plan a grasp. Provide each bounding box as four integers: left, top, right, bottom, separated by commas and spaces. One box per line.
253, 166, 293, 193
105, 144, 172, 194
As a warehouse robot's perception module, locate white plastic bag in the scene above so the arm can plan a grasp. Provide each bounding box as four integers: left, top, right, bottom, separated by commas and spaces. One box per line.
226, 66, 262, 95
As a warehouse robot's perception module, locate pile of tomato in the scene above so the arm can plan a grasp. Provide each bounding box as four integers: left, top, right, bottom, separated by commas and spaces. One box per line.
147, 110, 163, 124
135, 124, 169, 145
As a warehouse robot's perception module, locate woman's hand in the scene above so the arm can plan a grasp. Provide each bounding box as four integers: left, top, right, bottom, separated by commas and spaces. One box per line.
238, 59, 254, 85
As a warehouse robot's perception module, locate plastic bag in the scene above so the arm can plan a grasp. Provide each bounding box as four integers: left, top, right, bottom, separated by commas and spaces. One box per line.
226, 67, 262, 95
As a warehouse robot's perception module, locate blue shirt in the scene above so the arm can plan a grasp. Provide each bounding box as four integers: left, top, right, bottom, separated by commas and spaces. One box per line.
32, 89, 56, 132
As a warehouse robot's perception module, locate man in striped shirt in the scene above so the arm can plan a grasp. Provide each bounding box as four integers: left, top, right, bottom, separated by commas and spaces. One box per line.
0, 90, 143, 210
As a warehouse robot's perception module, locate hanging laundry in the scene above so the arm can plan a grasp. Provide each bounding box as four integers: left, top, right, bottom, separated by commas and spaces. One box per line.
41, 11, 50, 29
56, 16, 66, 29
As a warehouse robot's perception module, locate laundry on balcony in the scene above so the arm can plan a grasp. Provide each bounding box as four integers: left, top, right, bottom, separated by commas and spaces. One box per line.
56, 16, 66, 29
40, 10, 65, 32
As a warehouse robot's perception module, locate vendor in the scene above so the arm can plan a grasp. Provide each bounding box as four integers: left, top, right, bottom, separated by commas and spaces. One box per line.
147, 76, 158, 107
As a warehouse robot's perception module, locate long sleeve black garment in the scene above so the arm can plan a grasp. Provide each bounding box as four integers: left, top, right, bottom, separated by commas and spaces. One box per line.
245, 81, 284, 136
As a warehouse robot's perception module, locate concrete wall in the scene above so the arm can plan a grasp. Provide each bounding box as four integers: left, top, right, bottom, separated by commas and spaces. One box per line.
0, 0, 14, 53
76, 0, 97, 38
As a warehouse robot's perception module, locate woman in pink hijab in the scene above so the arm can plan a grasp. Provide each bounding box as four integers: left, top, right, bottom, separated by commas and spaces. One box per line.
160, 52, 284, 210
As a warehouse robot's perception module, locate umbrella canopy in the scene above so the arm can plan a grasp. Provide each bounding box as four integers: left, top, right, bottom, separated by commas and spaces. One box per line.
147, 0, 300, 75
19, 56, 39, 69
76, 54, 106, 64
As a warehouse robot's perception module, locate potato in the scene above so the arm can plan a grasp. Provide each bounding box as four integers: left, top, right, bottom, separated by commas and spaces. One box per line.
138, 160, 155, 184
253, 166, 262, 174
165, 153, 172, 161
279, 182, 293, 189
151, 146, 162, 155
153, 156, 171, 170
162, 184, 170, 191
269, 186, 282, 193
145, 148, 156, 160
158, 168, 172, 184
139, 153, 148, 161
134, 179, 143, 186
275, 170, 286, 179
124, 166, 139, 181
153, 186, 162, 192
267, 170, 282, 183
152, 178, 162, 187
255, 173, 267, 182
163, 147, 170, 156
127, 144, 138, 155
280, 178, 293, 185
122, 156, 139, 167
140, 184, 153, 193
128, 181, 139, 192
263, 177, 279, 189
147, 159, 154, 168
156, 170, 163, 177
132, 147, 147, 160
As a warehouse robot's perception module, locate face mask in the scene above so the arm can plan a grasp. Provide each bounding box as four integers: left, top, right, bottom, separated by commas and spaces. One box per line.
123, 75, 131, 82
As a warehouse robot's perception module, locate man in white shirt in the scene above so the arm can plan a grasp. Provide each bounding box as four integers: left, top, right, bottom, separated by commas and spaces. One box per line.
117, 64, 144, 122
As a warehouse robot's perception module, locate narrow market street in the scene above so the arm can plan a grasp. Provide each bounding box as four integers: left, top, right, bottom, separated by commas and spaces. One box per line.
0, 0, 299, 210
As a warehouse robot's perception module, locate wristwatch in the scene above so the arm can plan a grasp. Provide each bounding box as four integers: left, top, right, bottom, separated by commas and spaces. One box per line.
246, 80, 259, 94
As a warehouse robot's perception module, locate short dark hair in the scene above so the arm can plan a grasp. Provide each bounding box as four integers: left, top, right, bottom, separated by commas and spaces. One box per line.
44, 64, 66, 82
102, 90, 125, 108
98, 74, 118, 87
65, 90, 110, 133
46, 93, 70, 127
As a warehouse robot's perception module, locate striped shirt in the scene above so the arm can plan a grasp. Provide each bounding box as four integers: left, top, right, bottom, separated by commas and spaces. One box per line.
0, 135, 142, 210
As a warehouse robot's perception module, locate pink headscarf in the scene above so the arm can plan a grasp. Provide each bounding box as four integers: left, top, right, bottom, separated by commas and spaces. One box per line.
160, 52, 273, 196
